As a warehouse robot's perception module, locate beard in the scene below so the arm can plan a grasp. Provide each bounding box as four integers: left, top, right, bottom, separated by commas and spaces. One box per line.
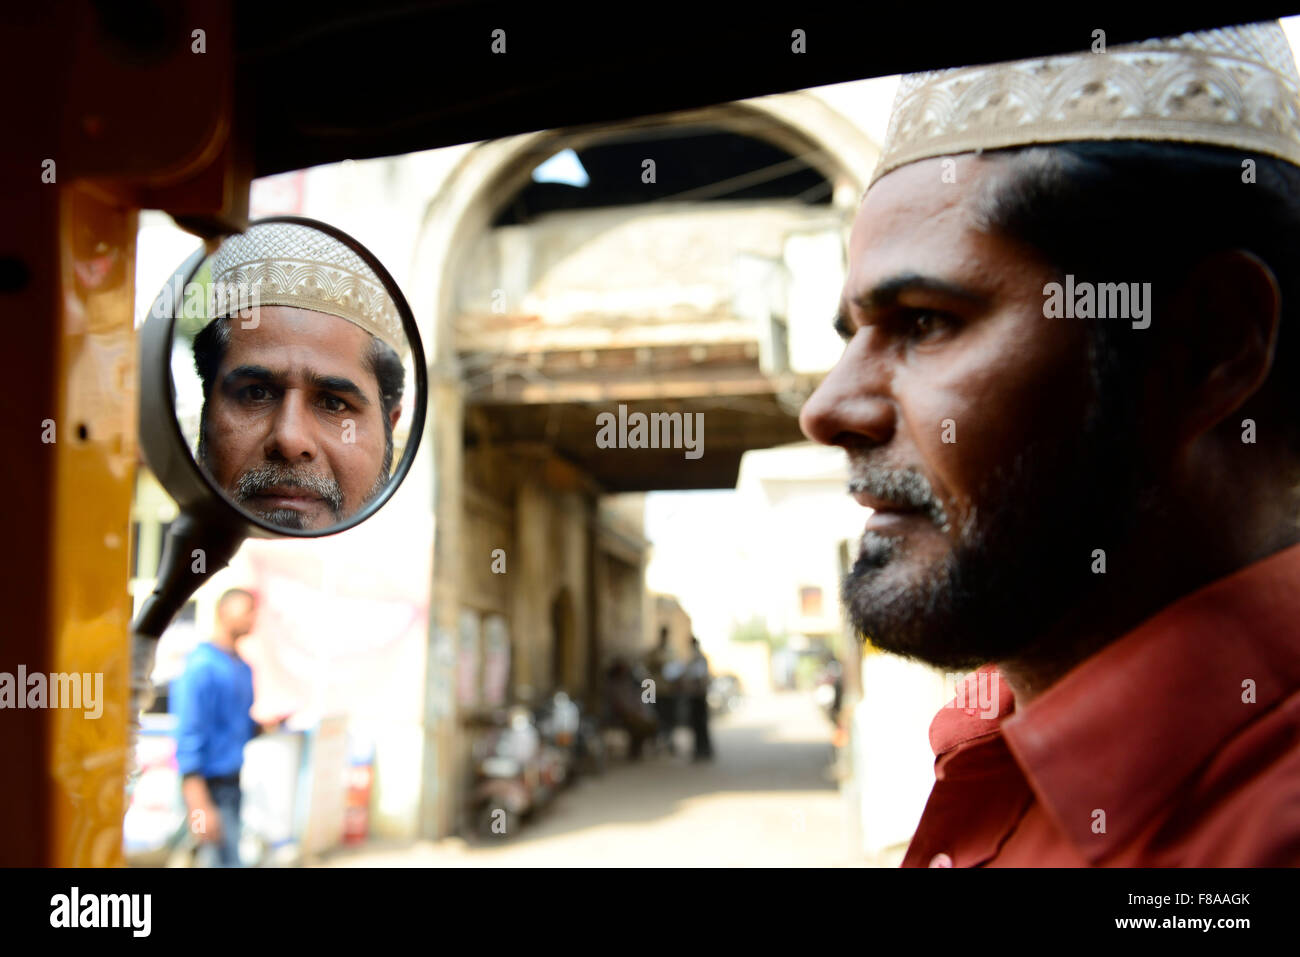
232, 462, 346, 530
198, 407, 395, 530
842, 337, 1156, 671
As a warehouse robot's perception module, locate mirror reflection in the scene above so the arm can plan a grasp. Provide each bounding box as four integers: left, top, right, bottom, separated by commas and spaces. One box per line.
171, 221, 417, 531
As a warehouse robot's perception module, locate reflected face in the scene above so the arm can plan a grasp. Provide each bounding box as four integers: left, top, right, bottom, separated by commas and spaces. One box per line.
198, 305, 400, 531
799, 155, 1146, 669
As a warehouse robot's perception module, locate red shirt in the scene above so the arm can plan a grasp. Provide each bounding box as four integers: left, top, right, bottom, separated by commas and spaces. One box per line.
901, 542, 1300, 867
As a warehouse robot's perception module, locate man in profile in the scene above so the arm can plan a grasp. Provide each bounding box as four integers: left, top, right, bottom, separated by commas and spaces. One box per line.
171, 588, 280, 867
801, 21, 1300, 865
192, 222, 407, 531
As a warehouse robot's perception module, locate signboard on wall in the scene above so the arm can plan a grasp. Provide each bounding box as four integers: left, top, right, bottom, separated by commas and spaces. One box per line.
299, 714, 349, 857
427, 626, 456, 720
123, 716, 186, 861
457, 609, 481, 710
482, 614, 511, 708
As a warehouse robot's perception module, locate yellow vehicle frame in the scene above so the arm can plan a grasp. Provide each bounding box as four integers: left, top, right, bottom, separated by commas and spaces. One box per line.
1, 3, 245, 866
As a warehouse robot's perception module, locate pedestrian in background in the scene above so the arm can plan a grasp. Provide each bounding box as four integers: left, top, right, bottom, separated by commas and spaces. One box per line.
171, 588, 281, 867
644, 627, 679, 755
604, 658, 656, 760
685, 636, 713, 762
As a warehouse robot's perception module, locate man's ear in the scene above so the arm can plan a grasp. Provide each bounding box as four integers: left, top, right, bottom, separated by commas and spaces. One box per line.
1162, 249, 1280, 447
389, 403, 402, 430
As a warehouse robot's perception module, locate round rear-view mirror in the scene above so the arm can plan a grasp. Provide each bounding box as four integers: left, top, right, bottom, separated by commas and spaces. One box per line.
139, 216, 427, 539
131, 217, 427, 660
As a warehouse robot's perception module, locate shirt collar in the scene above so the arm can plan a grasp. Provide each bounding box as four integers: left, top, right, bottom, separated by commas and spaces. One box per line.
201, 640, 242, 662
998, 542, 1300, 863
928, 663, 1015, 762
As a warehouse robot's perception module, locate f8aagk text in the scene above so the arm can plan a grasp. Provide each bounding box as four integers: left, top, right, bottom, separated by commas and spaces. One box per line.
50, 887, 150, 938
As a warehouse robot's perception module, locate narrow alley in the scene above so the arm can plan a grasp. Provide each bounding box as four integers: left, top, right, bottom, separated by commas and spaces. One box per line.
321, 692, 862, 867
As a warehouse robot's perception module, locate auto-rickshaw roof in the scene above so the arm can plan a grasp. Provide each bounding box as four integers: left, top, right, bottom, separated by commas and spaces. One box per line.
234, 3, 1293, 177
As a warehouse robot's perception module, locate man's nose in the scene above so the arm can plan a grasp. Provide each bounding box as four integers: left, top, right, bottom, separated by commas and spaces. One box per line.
263, 391, 320, 462
798, 333, 896, 448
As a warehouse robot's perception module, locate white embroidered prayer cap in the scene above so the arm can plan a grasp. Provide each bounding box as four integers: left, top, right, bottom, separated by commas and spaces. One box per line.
208, 221, 407, 358
871, 20, 1300, 186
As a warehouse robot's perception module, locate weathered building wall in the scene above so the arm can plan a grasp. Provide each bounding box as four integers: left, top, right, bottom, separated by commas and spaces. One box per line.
462, 444, 627, 706
508, 461, 591, 701
458, 200, 845, 328
594, 521, 648, 673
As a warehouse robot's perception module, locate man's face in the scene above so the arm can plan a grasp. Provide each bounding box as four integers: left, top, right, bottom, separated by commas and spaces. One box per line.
800, 155, 1148, 670
219, 594, 257, 639
200, 305, 398, 531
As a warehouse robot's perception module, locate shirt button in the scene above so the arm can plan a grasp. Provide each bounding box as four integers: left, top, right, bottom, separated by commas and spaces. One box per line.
929, 853, 953, 868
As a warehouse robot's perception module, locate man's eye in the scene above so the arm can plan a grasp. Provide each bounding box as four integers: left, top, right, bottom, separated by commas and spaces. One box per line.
903, 310, 954, 342
320, 395, 349, 413
241, 385, 274, 402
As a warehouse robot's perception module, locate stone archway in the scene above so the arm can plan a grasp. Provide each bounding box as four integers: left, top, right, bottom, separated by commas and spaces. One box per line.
410, 92, 883, 367
412, 92, 881, 837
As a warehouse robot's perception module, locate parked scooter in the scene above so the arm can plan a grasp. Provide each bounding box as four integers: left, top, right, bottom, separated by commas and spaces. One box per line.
537, 690, 607, 781
603, 658, 658, 759
535, 691, 580, 784
813, 659, 843, 726
707, 673, 743, 715
470, 706, 543, 839
575, 707, 607, 777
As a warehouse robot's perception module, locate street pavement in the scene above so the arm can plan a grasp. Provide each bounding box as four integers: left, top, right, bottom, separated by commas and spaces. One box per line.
318, 690, 866, 867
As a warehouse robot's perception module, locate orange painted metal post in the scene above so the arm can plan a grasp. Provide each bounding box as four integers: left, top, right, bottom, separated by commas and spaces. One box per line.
48, 187, 140, 866
0, 2, 242, 865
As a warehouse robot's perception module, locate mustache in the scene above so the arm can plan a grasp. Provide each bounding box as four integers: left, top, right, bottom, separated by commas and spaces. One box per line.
847, 462, 950, 531
233, 463, 344, 515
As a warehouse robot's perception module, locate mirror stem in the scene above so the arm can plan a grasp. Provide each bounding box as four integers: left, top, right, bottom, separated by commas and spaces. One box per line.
132, 512, 246, 640
127, 513, 246, 781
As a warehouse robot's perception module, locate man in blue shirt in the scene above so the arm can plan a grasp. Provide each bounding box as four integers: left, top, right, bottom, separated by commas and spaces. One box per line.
170, 587, 267, 867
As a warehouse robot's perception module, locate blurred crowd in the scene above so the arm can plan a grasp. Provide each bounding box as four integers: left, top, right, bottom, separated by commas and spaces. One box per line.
603, 628, 738, 762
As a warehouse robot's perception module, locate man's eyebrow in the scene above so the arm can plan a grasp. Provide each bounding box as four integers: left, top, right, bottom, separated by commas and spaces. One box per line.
305, 370, 371, 407
221, 365, 282, 389
850, 272, 989, 313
